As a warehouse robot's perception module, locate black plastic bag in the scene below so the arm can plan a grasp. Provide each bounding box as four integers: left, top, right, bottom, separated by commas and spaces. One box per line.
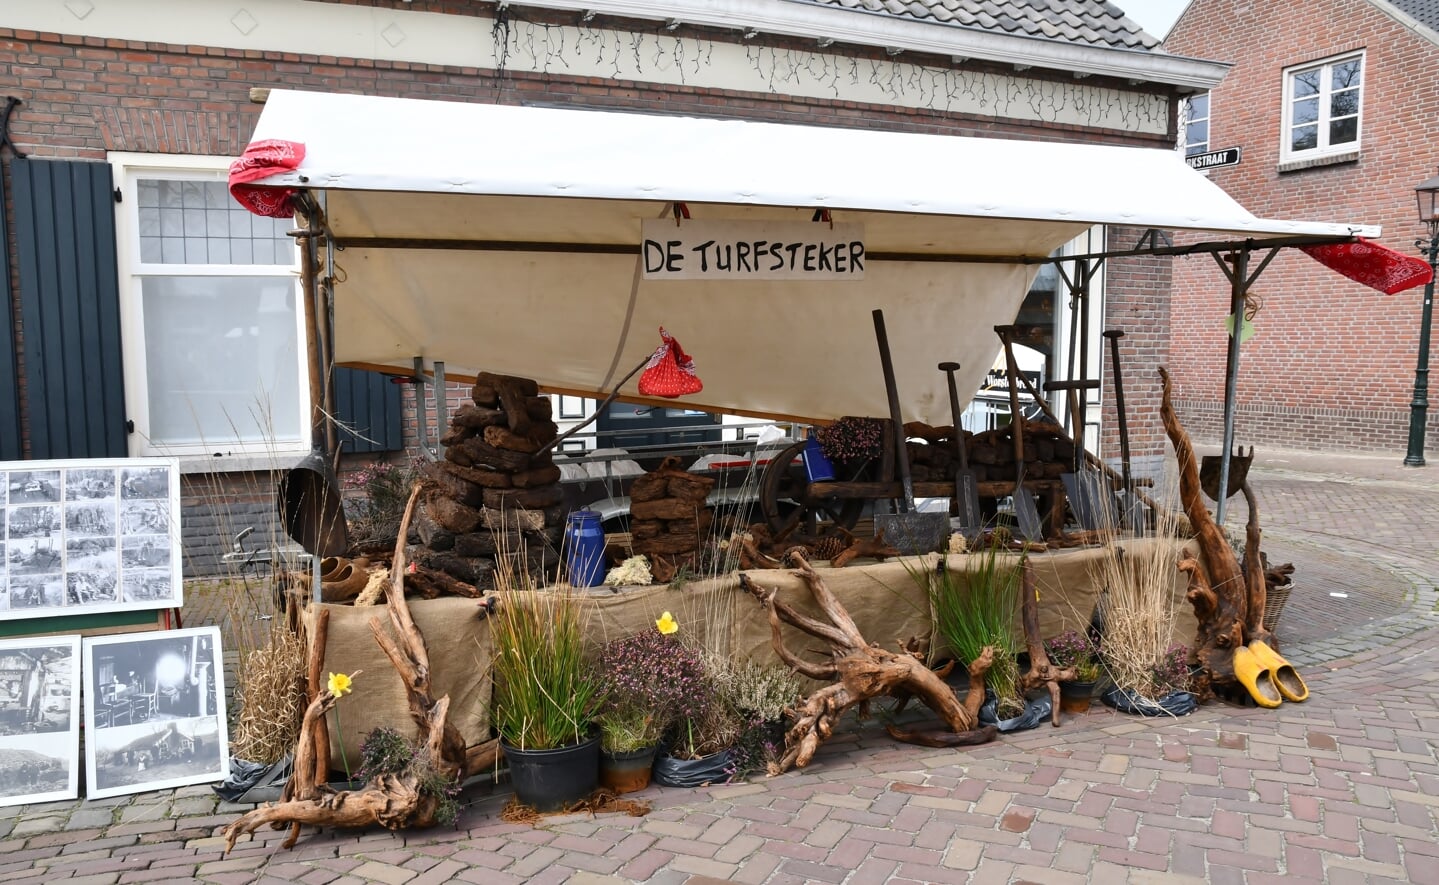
1101, 686, 1198, 717
979, 691, 1052, 733
652, 747, 734, 787
213, 754, 292, 803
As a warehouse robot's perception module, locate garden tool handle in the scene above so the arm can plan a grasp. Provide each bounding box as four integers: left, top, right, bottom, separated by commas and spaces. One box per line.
1103, 330, 1133, 493
873, 309, 914, 512
938, 361, 969, 471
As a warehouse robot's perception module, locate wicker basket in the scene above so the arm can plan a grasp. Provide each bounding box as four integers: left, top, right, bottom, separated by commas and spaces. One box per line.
1262, 580, 1294, 633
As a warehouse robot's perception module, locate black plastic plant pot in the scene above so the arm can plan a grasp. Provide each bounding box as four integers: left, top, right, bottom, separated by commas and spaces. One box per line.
502, 735, 600, 812
652, 746, 735, 788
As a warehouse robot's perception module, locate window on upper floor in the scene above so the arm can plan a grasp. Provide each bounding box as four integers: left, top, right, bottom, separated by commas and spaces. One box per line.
1281, 52, 1363, 164
111, 154, 308, 460
1181, 93, 1210, 157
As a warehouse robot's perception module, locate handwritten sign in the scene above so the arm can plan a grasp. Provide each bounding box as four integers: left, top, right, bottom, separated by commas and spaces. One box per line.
641, 220, 865, 281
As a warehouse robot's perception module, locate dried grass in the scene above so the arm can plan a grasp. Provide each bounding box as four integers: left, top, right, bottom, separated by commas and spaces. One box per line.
228, 621, 306, 764
498, 790, 650, 823
1090, 482, 1187, 701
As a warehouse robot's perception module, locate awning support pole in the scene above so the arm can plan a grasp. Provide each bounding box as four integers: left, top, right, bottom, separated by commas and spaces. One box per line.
1054, 257, 1101, 441
1077, 257, 1093, 452
413, 356, 434, 462
1208, 244, 1281, 525
321, 199, 338, 457
293, 220, 325, 458
1215, 247, 1246, 526
434, 360, 448, 458
292, 208, 328, 601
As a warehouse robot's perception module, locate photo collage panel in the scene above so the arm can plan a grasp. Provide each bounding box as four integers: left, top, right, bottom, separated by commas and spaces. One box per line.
1, 459, 181, 621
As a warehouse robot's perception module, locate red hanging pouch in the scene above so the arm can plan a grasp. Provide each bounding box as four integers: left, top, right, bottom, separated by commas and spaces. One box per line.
637, 327, 703, 398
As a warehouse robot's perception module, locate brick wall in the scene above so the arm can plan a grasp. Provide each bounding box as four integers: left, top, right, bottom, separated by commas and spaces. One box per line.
1098, 226, 1173, 481
0, 18, 1177, 161
1165, 0, 1439, 452
1, 6, 1186, 564
178, 473, 289, 577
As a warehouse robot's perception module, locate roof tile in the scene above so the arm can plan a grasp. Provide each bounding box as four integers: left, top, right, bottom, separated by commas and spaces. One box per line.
789, 0, 1162, 49
1389, 0, 1439, 32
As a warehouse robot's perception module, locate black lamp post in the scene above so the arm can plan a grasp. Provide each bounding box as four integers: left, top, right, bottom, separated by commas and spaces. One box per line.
1405, 172, 1439, 467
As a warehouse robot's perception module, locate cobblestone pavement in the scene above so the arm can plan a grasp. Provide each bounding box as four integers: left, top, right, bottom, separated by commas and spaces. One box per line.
3, 448, 1438, 884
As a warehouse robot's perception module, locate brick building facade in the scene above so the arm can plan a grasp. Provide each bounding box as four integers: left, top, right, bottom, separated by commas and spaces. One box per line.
0, 0, 1220, 572
1165, 0, 1439, 453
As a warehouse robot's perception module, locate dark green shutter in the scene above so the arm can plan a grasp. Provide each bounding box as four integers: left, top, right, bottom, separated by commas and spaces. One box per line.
0, 162, 22, 461
333, 367, 402, 453
12, 158, 127, 459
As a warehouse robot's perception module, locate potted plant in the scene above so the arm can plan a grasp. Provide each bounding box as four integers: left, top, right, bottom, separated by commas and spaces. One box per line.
1091, 510, 1199, 717
648, 614, 744, 787
489, 582, 601, 812
702, 653, 800, 781
592, 613, 699, 793
1044, 629, 1103, 713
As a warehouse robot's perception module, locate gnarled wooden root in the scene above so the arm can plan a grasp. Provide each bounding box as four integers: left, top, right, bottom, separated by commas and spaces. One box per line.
884, 723, 999, 747
1158, 368, 1257, 697
741, 553, 997, 775
1014, 561, 1075, 725
224, 775, 435, 852
224, 484, 474, 853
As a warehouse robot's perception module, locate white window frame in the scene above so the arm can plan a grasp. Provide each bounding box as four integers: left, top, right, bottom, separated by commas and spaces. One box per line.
110, 153, 309, 468
1181, 92, 1210, 158
1280, 51, 1364, 164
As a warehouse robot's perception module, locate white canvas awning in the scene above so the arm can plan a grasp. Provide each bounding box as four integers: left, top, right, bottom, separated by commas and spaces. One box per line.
242, 90, 1378, 425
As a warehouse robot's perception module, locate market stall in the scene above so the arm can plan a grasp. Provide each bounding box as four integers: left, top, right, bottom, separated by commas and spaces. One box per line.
217, 89, 1409, 840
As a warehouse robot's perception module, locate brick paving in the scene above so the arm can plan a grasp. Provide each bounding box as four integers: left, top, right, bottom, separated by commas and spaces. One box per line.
3, 448, 1438, 883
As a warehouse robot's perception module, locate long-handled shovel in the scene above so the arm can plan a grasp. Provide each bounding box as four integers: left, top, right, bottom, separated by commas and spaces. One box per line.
938, 361, 982, 539
1103, 330, 1147, 533
1048, 378, 1115, 531
872, 310, 949, 554
994, 326, 1044, 543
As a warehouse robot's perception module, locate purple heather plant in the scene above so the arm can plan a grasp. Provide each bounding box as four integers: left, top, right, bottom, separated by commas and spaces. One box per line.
1044, 629, 1100, 681
594, 628, 707, 753
725, 712, 785, 781
1154, 643, 1194, 695
816, 416, 887, 464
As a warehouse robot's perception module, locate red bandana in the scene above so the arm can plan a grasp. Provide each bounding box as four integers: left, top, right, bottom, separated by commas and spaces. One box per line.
228, 139, 306, 218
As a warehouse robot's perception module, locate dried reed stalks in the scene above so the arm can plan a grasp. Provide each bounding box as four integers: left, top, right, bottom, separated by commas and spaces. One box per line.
1089, 483, 1187, 700
228, 621, 306, 764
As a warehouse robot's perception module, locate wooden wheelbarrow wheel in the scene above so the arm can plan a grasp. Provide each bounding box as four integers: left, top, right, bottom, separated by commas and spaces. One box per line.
758, 440, 866, 538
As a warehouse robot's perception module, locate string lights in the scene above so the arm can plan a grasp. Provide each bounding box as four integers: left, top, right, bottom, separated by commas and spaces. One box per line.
487, 14, 1166, 132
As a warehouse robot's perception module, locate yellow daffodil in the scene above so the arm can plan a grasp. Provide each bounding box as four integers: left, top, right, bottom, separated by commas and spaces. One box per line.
327, 671, 353, 697
656, 611, 679, 635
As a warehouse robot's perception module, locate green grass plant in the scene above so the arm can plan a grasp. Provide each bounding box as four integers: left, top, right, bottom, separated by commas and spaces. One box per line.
924, 545, 1025, 716
489, 560, 599, 751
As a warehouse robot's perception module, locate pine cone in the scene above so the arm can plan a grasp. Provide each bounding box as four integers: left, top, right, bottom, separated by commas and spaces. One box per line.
809, 534, 848, 563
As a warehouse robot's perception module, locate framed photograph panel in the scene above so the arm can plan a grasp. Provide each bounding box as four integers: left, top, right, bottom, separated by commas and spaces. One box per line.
83, 626, 229, 799
1, 457, 181, 621
0, 636, 82, 807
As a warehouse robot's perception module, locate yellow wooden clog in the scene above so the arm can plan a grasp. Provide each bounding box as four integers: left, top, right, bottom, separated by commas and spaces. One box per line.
1231, 645, 1282, 708
1248, 641, 1309, 703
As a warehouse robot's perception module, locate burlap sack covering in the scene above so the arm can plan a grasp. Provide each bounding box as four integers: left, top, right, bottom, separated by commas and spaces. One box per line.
300, 538, 1201, 772
732, 556, 934, 689
303, 597, 493, 774
551, 575, 743, 656
925, 537, 1199, 660
1004, 536, 1197, 644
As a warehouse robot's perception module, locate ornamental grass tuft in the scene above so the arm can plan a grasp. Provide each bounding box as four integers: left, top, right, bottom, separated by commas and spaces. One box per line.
489, 559, 599, 751
922, 546, 1024, 717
